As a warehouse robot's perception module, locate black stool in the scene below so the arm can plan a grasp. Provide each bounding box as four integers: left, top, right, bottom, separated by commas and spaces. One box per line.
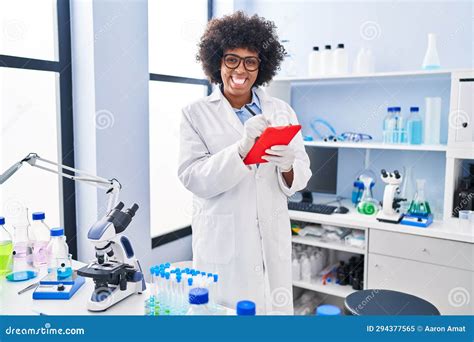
345, 289, 440, 315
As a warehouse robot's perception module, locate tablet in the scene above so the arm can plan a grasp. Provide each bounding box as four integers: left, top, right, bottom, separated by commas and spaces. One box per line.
243, 125, 302, 165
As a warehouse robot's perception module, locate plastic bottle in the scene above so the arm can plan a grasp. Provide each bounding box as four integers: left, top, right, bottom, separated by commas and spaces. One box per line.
407, 107, 423, 144
280, 39, 297, 76
0, 217, 13, 276
333, 43, 348, 74
301, 255, 312, 282
186, 288, 212, 315
292, 257, 301, 281
309, 253, 318, 278
422, 33, 440, 70
236, 300, 256, 316
320, 45, 332, 75
308, 46, 322, 77
46, 227, 69, 274
31, 212, 50, 267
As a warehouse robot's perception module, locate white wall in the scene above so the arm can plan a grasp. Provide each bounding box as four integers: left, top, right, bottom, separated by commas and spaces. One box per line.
71, 0, 192, 276
235, 0, 473, 75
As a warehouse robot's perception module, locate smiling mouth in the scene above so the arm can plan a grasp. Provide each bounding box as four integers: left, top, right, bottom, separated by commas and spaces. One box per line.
230, 76, 248, 87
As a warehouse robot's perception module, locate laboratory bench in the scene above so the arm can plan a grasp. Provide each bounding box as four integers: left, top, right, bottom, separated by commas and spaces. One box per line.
0, 260, 234, 316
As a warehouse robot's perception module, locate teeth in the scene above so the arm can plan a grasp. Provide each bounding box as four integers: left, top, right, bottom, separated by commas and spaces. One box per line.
232, 77, 246, 85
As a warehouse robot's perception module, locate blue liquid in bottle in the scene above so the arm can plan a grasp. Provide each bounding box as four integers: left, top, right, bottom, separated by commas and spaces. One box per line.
407, 107, 423, 145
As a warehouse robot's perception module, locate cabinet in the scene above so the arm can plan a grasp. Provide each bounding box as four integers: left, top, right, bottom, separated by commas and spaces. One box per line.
368, 229, 474, 314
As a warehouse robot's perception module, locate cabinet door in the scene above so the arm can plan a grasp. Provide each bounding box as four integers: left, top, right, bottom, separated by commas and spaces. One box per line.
455, 79, 474, 143
368, 253, 474, 315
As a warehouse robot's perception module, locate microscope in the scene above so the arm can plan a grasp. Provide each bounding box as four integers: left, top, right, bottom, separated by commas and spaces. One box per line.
376, 169, 406, 223
78, 202, 146, 312
0, 153, 145, 311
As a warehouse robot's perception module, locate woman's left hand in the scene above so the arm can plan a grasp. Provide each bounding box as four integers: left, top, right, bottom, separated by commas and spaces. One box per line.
262, 145, 295, 172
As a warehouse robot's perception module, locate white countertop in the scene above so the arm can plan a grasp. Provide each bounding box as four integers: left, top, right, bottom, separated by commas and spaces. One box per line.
289, 202, 474, 243
0, 261, 233, 316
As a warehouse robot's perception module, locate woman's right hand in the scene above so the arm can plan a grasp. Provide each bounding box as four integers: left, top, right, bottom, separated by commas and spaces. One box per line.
238, 115, 268, 158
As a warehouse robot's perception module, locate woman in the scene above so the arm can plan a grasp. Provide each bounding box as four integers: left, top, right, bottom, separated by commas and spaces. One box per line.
178, 11, 311, 315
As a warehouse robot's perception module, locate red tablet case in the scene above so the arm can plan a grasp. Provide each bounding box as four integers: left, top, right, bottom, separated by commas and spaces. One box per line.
243, 125, 302, 165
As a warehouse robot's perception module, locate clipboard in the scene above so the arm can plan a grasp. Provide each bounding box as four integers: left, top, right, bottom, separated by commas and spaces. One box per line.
243, 125, 301, 165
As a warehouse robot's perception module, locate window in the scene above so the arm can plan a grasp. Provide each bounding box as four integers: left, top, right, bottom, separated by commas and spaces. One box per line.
148, 0, 212, 245
0, 0, 76, 257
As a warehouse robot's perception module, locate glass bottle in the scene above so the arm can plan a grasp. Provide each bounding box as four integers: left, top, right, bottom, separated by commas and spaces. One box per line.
12, 207, 34, 267
407, 107, 423, 145
0, 217, 13, 276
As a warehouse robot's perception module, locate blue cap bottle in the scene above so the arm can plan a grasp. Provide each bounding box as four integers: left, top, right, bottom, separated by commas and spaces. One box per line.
236, 300, 256, 316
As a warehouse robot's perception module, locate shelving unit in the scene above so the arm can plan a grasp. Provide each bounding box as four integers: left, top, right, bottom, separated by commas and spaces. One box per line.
273, 69, 455, 83
269, 69, 474, 312
293, 278, 357, 298
303, 140, 447, 152
292, 235, 364, 255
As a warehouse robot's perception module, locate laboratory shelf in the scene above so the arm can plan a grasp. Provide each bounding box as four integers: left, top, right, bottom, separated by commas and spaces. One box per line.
292, 235, 365, 255
293, 278, 357, 298
303, 140, 447, 152
271, 69, 460, 83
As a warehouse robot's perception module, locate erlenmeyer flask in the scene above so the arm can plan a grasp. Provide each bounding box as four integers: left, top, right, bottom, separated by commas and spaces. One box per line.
408, 179, 432, 217
12, 207, 34, 268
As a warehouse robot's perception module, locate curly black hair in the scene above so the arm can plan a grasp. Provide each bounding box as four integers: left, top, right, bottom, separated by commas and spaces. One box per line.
197, 11, 285, 87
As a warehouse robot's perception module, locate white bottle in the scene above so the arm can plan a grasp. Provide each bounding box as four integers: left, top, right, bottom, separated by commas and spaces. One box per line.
422, 33, 440, 70
292, 257, 301, 281
301, 255, 312, 282
31, 212, 50, 267
353, 48, 375, 74
310, 254, 318, 277
46, 227, 69, 273
186, 288, 213, 315
333, 43, 349, 75
308, 46, 322, 77
320, 45, 332, 76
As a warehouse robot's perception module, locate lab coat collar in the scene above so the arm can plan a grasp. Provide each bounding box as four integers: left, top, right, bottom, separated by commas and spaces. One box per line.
207, 86, 274, 136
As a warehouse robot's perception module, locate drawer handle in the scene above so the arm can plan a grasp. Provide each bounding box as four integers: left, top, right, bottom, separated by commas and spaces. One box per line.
422, 248, 428, 253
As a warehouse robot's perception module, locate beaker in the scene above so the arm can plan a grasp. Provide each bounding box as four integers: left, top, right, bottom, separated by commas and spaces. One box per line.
408, 179, 432, 217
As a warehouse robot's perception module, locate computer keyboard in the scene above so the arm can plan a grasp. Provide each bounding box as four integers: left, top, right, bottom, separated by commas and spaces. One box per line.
287, 201, 337, 215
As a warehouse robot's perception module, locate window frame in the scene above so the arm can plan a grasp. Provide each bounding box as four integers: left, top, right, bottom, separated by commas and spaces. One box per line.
150, 0, 213, 249
0, 0, 77, 258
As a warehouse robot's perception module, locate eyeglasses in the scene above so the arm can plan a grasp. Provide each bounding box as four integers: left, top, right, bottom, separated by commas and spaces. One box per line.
222, 53, 260, 71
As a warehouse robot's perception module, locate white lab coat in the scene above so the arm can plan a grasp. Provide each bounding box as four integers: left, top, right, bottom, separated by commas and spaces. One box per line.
178, 87, 311, 315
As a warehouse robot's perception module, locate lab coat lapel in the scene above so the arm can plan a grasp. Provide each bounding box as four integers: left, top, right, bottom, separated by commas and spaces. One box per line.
255, 87, 276, 123
208, 88, 244, 136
